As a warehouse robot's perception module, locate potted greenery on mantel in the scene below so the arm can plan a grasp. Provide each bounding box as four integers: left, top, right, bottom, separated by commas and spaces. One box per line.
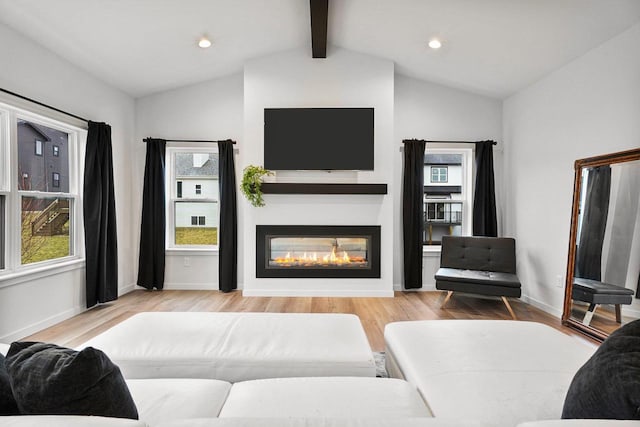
241, 165, 274, 207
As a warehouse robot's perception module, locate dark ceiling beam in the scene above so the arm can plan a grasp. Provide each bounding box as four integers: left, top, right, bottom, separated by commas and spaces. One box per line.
310, 0, 328, 58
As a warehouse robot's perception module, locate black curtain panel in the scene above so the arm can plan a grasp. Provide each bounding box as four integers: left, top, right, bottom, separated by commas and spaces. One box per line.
137, 139, 166, 290
402, 139, 426, 289
218, 140, 237, 293
83, 121, 118, 308
575, 165, 611, 281
473, 141, 498, 237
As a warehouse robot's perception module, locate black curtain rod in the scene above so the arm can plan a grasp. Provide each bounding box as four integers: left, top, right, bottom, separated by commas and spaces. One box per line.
144, 138, 236, 144
0, 87, 90, 123
403, 139, 497, 146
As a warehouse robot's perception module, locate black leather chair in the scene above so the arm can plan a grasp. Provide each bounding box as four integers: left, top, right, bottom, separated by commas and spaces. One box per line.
434, 235, 522, 319
572, 277, 634, 326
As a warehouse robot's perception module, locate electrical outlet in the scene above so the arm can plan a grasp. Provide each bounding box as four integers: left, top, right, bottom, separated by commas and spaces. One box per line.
556, 275, 563, 288
183, 257, 190, 267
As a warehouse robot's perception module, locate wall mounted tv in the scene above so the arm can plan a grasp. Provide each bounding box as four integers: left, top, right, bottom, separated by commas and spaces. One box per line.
264, 107, 374, 170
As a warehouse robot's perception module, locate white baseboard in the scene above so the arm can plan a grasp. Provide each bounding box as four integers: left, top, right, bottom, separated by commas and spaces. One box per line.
521, 294, 563, 318
393, 283, 437, 291
242, 289, 394, 297
118, 284, 136, 296
162, 282, 220, 290
0, 306, 85, 342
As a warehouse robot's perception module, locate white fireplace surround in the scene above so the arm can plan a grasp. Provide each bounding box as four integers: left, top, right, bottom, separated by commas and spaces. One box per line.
241, 48, 394, 297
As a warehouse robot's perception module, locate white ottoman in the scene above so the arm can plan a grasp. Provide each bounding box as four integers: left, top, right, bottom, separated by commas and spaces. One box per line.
0, 416, 148, 427
384, 320, 596, 427
219, 377, 431, 418
126, 378, 231, 426
157, 418, 492, 427
80, 312, 375, 381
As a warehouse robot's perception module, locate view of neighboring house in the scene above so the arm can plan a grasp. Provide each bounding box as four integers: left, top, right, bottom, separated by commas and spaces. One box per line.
423, 153, 463, 245
17, 119, 69, 193
16, 120, 71, 250
174, 152, 219, 229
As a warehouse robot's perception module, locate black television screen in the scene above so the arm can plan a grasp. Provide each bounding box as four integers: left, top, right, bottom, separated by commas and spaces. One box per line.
264, 108, 374, 170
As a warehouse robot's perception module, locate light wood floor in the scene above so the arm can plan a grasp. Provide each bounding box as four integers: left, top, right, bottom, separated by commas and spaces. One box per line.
26, 290, 594, 352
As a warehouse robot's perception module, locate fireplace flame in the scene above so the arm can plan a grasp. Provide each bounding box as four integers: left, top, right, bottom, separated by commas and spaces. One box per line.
272, 246, 365, 267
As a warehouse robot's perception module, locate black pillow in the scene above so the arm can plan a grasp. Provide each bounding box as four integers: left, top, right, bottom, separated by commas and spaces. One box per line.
0, 353, 20, 415
5, 342, 138, 419
562, 319, 640, 419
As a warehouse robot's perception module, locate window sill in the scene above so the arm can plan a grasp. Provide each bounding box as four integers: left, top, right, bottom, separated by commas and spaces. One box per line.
166, 248, 219, 256
0, 258, 85, 290
423, 246, 442, 256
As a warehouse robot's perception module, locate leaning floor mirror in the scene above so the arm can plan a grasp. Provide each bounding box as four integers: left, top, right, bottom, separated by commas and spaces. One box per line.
562, 148, 640, 341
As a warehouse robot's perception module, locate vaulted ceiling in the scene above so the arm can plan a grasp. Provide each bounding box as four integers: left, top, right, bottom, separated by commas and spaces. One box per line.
1, 0, 639, 99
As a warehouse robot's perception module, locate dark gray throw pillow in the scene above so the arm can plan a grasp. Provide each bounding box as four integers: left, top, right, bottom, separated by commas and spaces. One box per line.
562, 318, 640, 419
0, 353, 20, 415
5, 342, 138, 419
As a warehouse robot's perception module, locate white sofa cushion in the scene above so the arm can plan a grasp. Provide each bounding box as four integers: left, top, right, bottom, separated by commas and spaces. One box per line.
384, 320, 596, 427
517, 421, 640, 426
219, 377, 431, 418
157, 418, 490, 427
0, 415, 149, 426
127, 378, 231, 426
80, 312, 375, 381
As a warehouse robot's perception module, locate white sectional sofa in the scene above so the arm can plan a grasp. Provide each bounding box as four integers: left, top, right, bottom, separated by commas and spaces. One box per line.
384, 320, 598, 427
79, 312, 376, 381
3, 314, 636, 427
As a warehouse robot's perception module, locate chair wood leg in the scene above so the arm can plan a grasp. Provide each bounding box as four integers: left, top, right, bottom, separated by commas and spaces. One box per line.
441, 291, 453, 308
501, 297, 517, 320
583, 303, 597, 326
615, 304, 623, 323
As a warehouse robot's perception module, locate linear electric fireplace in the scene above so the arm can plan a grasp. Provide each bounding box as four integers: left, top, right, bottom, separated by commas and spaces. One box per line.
256, 225, 381, 278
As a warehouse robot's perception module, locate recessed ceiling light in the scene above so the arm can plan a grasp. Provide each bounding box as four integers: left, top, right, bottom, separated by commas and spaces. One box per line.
198, 36, 212, 49
428, 38, 442, 49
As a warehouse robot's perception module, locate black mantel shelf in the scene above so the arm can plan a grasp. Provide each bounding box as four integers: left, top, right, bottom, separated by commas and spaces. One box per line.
260, 183, 388, 195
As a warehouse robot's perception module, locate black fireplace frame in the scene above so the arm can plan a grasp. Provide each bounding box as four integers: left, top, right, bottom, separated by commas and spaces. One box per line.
256, 225, 381, 278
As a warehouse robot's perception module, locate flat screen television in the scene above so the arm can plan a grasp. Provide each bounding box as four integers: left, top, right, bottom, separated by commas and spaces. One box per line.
264, 107, 374, 170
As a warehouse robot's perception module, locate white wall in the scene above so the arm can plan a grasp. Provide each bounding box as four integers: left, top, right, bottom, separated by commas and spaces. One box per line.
134, 49, 504, 296
135, 73, 244, 290
243, 47, 395, 296
0, 23, 136, 341
394, 75, 503, 289
503, 22, 640, 316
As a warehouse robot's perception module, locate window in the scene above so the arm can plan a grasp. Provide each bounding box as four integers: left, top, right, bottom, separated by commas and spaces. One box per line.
0, 103, 83, 275
431, 166, 448, 183
0, 195, 4, 270
166, 147, 219, 248
53, 145, 59, 156
423, 149, 472, 246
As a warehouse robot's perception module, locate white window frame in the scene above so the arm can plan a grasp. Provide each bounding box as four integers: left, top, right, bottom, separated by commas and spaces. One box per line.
0, 100, 86, 282
165, 144, 219, 252
34, 139, 43, 156
423, 147, 473, 251
431, 166, 448, 183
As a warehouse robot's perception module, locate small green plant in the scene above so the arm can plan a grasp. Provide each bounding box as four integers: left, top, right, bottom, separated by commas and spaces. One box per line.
241, 165, 273, 207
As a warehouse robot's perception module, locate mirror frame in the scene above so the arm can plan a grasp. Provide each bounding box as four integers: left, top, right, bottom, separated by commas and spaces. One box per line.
562, 147, 640, 341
